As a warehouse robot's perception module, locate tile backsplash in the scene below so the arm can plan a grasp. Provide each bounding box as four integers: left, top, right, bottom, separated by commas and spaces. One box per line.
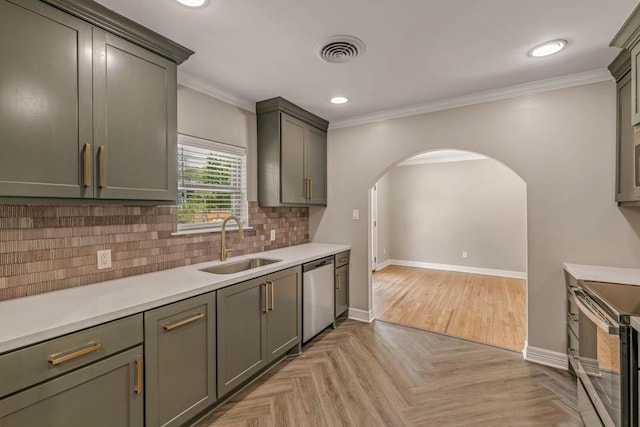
0, 202, 308, 301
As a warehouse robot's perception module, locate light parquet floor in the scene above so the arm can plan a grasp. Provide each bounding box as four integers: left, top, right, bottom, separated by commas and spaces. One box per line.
373, 266, 526, 351
194, 320, 580, 427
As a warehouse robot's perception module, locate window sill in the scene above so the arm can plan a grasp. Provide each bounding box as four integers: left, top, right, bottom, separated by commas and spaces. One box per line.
171, 225, 253, 236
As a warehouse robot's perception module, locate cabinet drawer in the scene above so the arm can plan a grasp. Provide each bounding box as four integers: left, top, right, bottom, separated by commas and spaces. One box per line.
335, 250, 350, 268
0, 314, 142, 398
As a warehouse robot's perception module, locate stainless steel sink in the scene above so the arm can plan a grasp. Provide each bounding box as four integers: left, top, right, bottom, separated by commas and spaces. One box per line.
200, 258, 282, 275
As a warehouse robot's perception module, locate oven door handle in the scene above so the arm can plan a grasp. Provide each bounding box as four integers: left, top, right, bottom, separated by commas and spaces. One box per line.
574, 292, 619, 336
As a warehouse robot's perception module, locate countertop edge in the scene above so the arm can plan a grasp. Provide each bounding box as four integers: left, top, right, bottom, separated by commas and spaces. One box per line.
0, 243, 350, 354
563, 262, 640, 286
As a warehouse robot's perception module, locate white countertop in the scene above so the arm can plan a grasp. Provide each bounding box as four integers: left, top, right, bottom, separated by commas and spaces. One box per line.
563, 263, 640, 286
631, 317, 640, 331
0, 243, 350, 354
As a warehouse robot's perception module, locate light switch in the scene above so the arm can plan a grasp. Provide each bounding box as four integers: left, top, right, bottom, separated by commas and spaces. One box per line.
352, 209, 359, 220
270, 230, 276, 241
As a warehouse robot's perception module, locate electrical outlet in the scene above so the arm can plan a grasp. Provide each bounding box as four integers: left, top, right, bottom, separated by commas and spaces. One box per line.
270, 229, 276, 241
462, 251, 468, 258
352, 209, 359, 220
97, 249, 112, 270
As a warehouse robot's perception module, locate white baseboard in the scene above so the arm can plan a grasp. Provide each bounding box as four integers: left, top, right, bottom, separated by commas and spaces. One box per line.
523, 342, 568, 370
375, 260, 391, 271
388, 259, 527, 280
348, 308, 375, 323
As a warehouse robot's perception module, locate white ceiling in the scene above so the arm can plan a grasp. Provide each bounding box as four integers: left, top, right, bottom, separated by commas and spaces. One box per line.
96, 0, 638, 123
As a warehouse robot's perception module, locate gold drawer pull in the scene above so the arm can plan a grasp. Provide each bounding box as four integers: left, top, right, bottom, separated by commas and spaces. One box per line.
270, 281, 275, 311
263, 283, 269, 313
48, 343, 102, 366
163, 313, 204, 331
135, 359, 143, 395
309, 179, 313, 199
83, 143, 91, 188
339, 257, 348, 263
98, 145, 106, 188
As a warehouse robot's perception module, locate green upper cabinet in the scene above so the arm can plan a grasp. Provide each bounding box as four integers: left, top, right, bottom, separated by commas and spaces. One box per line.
0, 0, 93, 199
93, 29, 177, 201
0, 0, 192, 202
611, 2, 640, 127
257, 97, 329, 207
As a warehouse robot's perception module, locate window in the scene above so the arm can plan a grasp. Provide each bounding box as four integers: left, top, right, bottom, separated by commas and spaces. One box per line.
177, 134, 248, 231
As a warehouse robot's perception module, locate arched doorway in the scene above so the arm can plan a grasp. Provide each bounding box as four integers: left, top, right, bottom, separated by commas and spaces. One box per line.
368, 149, 527, 351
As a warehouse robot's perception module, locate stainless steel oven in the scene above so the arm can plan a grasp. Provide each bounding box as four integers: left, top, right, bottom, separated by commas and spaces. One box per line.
568, 282, 636, 427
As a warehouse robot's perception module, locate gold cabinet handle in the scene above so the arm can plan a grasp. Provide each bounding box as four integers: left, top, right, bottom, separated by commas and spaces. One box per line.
98, 145, 106, 188
339, 257, 348, 263
48, 343, 102, 366
305, 179, 310, 200
135, 358, 143, 395
309, 179, 312, 199
83, 143, 91, 188
163, 313, 204, 331
263, 283, 269, 313
270, 281, 275, 311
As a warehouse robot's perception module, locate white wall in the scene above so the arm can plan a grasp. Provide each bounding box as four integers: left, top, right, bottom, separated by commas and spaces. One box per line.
379, 158, 526, 273
177, 85, 258, 201
310, 81, 640, 355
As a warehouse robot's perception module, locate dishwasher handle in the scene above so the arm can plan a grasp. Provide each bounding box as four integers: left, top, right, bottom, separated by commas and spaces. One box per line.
303, 256, 334, 273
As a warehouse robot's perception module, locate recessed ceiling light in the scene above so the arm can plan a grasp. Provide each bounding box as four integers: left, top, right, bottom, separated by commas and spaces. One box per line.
529, 40, 567, 57
331, 96, 348, 104
175, 0, 208, 7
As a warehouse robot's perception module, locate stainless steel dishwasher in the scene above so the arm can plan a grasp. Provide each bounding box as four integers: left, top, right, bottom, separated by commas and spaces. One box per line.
303, 256, 335, 343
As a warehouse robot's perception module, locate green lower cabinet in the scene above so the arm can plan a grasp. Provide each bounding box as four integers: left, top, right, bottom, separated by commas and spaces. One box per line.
217, 267, 301, 398
217, 277, 268, 397
335, 264, 349, 318
144, 293, 216, 427
266, 267, 302, 360
0, 346, 143, 427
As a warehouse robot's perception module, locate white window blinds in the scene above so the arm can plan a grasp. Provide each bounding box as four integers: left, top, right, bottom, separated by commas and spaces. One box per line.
177, 134, 248, 230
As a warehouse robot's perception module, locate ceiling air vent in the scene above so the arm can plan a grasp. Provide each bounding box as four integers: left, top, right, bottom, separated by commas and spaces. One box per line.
318, 35, 366, 64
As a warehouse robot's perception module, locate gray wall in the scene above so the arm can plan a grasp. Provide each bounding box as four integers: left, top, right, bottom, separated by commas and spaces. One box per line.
309, 81, 640, 355
379, 158, 526, 273
374, 173, 391, 265
177, 85, 258, 201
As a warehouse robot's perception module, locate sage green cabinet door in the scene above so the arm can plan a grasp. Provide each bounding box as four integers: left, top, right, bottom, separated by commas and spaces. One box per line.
93, 28, 177, 201
280, 113, 307, 204
144, 293, 216, 427
305, 126, 327, 205
335, 265, 349, 318
617, 72, 637, 202
266, 267, 301, 362
217, 278, 268, 397
0, 0, 92, 199
633, 43, 640, 127
0, 346, 143, 427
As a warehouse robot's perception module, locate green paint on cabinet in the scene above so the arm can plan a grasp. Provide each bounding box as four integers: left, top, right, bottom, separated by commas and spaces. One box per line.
217, 266, 301, 398
0, 0, 190, 203
144, 293, 216, 427
0, 346, 144, 427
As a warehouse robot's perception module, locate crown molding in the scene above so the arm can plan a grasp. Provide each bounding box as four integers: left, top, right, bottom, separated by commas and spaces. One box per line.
329, 68, 613, 130
177, 70, 255, 113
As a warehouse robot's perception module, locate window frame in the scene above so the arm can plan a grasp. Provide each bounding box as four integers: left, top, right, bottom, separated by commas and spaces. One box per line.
176, 134, 248, 233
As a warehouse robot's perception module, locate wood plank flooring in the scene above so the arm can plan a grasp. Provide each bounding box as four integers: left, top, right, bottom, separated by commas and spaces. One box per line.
373, 266, 526, 351
194, 320, 579, 426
